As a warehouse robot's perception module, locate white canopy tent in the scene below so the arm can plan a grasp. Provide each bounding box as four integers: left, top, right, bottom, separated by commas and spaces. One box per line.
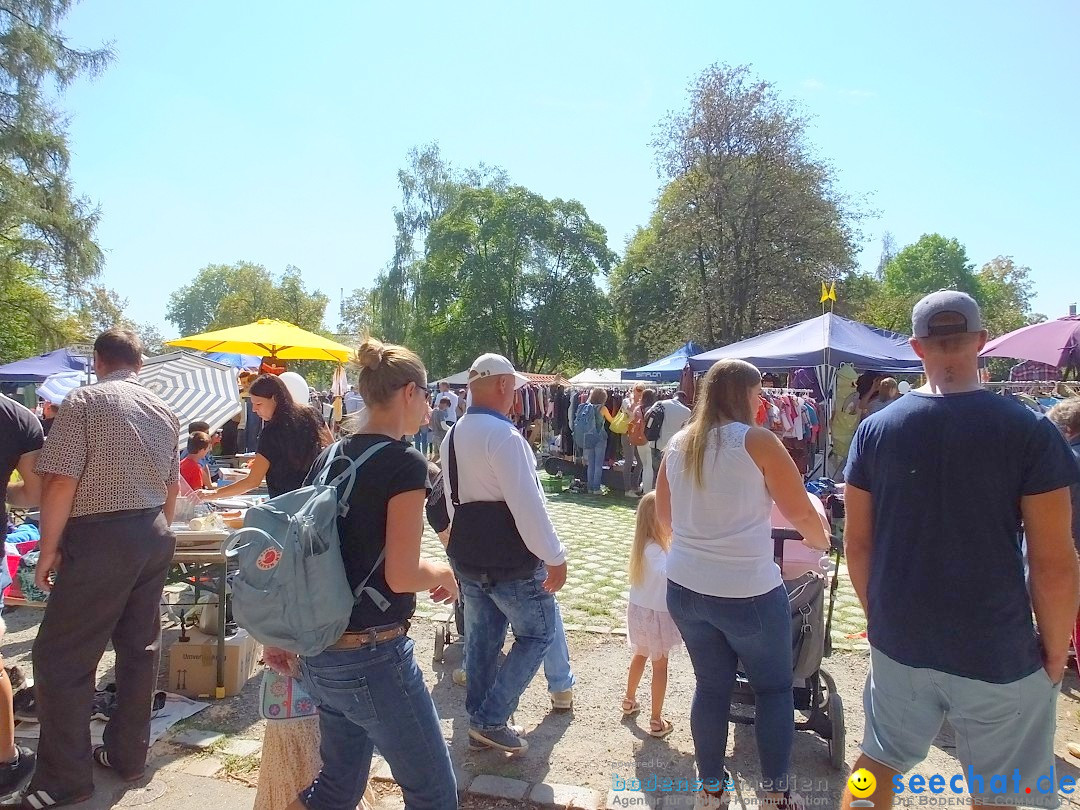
436, 370, 471, 386
567, 368, 625, 386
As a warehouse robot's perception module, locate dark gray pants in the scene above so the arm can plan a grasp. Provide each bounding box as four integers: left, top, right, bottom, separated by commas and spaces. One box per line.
31, 508, 175, 795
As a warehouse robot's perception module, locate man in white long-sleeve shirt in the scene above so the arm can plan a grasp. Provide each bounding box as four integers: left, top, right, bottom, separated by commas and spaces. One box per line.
442, 353, 569, 754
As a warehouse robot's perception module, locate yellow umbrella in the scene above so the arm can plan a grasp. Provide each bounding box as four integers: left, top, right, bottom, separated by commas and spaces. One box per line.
166, 319, 354, 362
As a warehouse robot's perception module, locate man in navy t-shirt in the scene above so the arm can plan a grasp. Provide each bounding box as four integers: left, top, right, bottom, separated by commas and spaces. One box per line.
841, 291, 1079, 810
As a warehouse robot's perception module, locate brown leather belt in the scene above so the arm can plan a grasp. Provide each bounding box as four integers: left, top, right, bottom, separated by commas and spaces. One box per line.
327, 624, 407, 650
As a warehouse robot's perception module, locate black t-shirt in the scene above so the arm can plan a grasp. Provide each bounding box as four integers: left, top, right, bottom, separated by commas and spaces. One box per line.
845, 390, 1080, 683
305, 434, 428, 630
1, 397, 45, 539
257, 422, 321, 499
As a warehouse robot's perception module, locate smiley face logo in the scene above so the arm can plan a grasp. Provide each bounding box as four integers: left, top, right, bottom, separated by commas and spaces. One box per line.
848, 768, 877, 799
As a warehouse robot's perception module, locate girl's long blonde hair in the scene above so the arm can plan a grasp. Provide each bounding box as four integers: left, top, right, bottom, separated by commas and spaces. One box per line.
683, 359, 762, 489
628, 492, 670, 587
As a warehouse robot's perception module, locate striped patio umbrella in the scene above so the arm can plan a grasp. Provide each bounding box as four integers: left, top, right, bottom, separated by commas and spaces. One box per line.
138, 353, 241, 447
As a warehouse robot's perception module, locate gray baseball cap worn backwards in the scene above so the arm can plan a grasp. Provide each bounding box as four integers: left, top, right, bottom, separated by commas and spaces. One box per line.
912, 290, 984, 338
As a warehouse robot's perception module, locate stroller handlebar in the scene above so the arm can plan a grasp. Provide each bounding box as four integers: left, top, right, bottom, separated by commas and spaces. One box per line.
770, 527, 845, 556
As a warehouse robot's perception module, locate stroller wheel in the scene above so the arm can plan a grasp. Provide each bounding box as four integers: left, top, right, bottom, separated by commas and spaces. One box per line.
433, 629, 445, 665
828, 691, 845, 770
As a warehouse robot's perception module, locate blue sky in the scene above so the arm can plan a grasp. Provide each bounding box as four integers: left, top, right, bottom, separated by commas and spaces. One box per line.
59, 0, 1079, 338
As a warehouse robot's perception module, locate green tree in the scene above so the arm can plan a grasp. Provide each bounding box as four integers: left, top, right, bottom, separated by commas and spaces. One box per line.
77, 284, 128, 335
271, 265, 328, 331
371, 143, 508, 344
166, 261, 331, 335
0, 1, 113, 361
0, 261, 78, 361
164, 264, 239, 336
612, 64, 860, 357
337, 287, 371, 339
975, 256, 1044, 338
609, 225, 691, 366
413, 185, 616, 375
135, 321, 166, 356
213, 263, 279, 328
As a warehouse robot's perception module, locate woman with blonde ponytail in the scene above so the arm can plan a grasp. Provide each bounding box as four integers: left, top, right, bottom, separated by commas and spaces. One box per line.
654, 359, 829, 810
270, 336, 459, 810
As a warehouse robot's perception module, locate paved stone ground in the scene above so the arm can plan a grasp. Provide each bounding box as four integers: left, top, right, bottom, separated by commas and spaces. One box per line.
413, 486, 869, 651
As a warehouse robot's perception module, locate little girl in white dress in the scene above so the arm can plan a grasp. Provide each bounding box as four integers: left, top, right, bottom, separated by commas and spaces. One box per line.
622, 491, 682, 737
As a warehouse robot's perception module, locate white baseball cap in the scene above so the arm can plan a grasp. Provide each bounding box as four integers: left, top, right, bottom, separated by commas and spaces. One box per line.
468, 353, 530, 389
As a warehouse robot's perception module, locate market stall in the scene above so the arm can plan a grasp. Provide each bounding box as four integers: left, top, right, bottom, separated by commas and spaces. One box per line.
689, 313, 924, 476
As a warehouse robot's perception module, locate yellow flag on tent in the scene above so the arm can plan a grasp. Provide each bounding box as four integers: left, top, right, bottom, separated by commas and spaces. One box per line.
828, 282, 837, 302
820, 282, 830, 304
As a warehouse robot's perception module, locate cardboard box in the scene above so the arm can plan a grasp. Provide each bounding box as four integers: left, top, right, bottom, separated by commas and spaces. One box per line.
168, 628, 261, 698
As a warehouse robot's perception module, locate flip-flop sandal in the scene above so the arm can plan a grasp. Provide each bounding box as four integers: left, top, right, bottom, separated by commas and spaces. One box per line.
621, 699, 640, 717
92, 746, 143, 783
648, 719, 674, 738
20, 788, 94, 809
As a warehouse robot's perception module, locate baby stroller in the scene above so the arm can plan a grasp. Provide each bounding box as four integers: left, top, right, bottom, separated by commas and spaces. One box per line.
729, 527, 847, 770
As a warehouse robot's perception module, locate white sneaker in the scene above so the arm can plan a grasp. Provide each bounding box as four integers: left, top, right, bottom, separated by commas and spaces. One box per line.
550, 689, 573, 710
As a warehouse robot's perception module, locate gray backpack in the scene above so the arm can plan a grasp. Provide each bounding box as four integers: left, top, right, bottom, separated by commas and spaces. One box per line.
786, 571, 826, 679
227, 440, 390, 657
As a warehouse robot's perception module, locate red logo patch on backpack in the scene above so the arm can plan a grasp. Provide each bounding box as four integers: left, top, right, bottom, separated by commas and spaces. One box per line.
256, 548, 281, 571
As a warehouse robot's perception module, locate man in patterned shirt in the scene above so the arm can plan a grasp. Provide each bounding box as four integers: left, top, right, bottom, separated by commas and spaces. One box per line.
22, 329, 180, 810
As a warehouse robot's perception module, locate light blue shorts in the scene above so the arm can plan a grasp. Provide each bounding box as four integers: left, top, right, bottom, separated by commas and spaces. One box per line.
861, 647, 1061, 808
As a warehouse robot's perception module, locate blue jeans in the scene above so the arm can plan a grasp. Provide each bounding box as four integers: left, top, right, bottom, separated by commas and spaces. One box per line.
585, 441, 605, 492
458, 593, 575, 693
667, 581, 793, 791
458, 563, 557, 730
413, 429, 430, 455
298, 635, 457, 810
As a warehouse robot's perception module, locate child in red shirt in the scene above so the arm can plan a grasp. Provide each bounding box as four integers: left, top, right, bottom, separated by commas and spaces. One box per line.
180, 431, 212, 491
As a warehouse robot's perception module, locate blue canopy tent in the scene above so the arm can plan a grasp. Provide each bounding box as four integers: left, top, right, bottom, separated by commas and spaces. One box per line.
622, 342, 705, 383
203, 352, 262, 369
688, 313, 922, 373
689, 314, 922, 479
0, 348, 92, 382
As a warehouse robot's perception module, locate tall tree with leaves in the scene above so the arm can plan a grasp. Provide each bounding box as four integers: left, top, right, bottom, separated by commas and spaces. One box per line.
611, 63, 860, 359
410, 185, 616, 375
370, 143, 508, 344
862, 234, 979, 333
337, 287, 371, 339
0, 0, 113, 361
165, 264, 244, 336
165, 261, 331, 334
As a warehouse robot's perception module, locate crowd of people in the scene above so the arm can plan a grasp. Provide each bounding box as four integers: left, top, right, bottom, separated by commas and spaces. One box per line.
0, 289, 1079, 810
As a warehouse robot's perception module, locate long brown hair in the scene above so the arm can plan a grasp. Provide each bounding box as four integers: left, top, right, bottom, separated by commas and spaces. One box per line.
628, 492, 670, 587
248, 374, 331, 471
684, 359, 762, 488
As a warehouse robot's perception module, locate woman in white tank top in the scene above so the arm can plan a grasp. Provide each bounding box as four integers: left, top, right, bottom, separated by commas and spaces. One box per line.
655, 359, 829, 810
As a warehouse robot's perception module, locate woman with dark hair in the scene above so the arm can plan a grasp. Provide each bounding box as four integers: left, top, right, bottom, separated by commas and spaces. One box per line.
200, 374, 330, 500
655, 359, 830, 810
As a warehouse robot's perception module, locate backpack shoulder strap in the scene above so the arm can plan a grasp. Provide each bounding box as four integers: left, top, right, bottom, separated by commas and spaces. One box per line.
313, 441, 347, 486
446, 424, 461, 508
323, 440, 392, 517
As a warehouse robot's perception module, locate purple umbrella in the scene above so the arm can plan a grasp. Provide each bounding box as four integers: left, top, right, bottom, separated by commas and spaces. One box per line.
980, 316, 1080, 369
